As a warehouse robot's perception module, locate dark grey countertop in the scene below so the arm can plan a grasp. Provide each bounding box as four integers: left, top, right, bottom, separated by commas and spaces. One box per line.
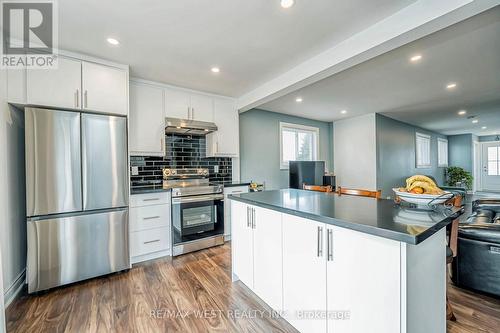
130, 186, 171, 195
229, 189, 464, 245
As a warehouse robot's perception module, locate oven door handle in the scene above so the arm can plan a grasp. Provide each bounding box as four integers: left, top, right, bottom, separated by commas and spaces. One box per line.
172, 194, 224, 204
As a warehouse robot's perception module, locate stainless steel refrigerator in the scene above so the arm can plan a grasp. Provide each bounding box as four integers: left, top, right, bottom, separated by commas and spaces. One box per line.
25, 107, 130, 293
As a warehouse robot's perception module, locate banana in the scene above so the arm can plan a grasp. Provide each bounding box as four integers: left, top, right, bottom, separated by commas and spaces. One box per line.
405, 175, 437, 189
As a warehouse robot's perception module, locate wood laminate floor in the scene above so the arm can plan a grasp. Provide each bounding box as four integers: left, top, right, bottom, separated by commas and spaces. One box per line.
6, 243, 500, 333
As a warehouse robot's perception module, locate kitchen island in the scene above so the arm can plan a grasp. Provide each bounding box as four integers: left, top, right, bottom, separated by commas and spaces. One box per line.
229, 189, 462, 333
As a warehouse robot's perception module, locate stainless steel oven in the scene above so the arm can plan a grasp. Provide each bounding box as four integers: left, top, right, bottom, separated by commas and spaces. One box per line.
172, 193, 224, 237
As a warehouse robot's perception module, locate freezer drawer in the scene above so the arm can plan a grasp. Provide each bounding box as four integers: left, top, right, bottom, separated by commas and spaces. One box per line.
25, 108, 82, 216
27, 209, 130, 293
82, 113, 129, 210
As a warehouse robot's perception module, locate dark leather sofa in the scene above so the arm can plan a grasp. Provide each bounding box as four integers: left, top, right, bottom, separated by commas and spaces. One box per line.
452, 199, 500, 297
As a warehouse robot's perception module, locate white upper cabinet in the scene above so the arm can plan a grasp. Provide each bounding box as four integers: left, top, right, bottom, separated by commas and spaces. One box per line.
82, 62, 128, 115
27, 56, 82, 109
129, 82, 165, 155
190, 93, 214, 122
165, 88, 214, 122
25, 54, 128, 116
164, 88, 190, 119
207, 97, 239, 157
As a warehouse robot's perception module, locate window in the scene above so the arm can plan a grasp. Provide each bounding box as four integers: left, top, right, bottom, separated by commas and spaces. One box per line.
280, 122, 319, 169
487, 146, 500, 176
415, 132, 431, 168
437, 138, 448, 167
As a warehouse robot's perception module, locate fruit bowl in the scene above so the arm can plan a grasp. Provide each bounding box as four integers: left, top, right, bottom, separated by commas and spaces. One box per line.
392, 188, 454, 206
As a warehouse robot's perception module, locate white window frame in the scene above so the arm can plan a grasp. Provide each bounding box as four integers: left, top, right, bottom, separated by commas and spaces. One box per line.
415, 132, 431, 168
437, 138, 448, 167
280, 122, 319, 169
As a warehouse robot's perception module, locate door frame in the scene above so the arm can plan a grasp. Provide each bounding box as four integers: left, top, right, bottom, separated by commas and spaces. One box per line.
479, 141, 500, 192
473, 140, 480, 192
0, 238, 6, 333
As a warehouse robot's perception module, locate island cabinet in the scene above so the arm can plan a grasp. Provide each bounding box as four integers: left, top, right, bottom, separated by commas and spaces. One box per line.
231, 198, 446, 333
231, 201, 283, 311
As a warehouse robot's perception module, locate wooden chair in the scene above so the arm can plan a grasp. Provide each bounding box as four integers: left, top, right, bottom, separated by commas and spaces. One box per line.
446, 218, 459, 321
302, 184, 333, 193
336, 186, 381, 199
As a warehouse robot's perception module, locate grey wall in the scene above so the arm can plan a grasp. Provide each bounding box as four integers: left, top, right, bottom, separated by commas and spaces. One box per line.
0, 69, 26, 305
334, 114, 377, 190
376, 114, 447, 198
240, 109, 333, 190
478, 135, 500, 142
448, 134, 474, 173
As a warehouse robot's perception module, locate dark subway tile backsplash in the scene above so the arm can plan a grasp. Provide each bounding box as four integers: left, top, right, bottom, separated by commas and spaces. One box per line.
130, 134, 232, 190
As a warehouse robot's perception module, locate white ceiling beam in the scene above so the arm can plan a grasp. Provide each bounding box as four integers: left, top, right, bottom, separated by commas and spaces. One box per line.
237, 0, 500, 112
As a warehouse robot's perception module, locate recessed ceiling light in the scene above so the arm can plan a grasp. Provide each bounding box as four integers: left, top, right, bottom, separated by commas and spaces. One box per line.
482, 126, 487, 130
446, 82, 457, 89
211, 67, 220, 73
457, 110, 467, 115
295, 97, 303, 103
340, 110, 347, 114
410, 54, 422, 62
281, 0, 295, 8
472, 119, 479, 124
106, 37, 119, 45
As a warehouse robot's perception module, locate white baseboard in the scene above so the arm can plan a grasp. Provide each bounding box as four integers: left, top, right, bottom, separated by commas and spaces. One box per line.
4, 269, 25, 308
224, 235, 231, 242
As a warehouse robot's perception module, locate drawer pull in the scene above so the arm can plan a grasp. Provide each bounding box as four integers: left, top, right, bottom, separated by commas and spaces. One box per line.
144, 239, 161, 244
143, 198, 160, 202
143, 216, 161, 220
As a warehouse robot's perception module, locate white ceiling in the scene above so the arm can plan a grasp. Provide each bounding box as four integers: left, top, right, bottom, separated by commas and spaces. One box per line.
259, 7, 500, 137
58, 0, 416, 97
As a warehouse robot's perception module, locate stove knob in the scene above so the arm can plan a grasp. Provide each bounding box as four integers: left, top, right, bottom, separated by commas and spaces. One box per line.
172, 170, 177, 175
203, 169, 209, 176
163, 169, 171, 176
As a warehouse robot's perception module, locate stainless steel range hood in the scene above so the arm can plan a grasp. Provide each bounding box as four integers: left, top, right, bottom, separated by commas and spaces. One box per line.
165, 117, 218, 135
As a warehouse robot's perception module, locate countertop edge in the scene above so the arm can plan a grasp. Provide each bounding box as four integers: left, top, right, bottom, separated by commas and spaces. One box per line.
229, 195, 455, 245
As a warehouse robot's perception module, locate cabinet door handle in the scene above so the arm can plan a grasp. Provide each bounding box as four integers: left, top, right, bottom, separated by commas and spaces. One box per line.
327, 229, 333, 261
143, 216, 160, 220
252, 208, 256, 229
84, 90, 88, 108
216, 142, 219, 153
247, 206, 251, 228
317, 226, 323, 257
143, 198, 160, 202
144, 239, 160, 245
192, 107, 194, 119
75, 89, 79, 108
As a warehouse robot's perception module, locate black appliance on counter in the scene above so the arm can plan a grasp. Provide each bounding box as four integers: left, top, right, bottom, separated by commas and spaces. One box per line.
289, 161, 326, 189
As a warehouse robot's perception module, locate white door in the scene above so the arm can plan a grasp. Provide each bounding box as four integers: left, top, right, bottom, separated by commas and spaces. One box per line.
282, 214, 327, 333
190, 93, 214, 122
212, 97, 239, 156
27, 56, 82, 109
326, 226, 400, 333
129, 82, 165, 155
82, 62, 128, 115
164, 88, 190, 119
481, 142, 500, 192
253, 206, 283, 311
231, 201, 253, 288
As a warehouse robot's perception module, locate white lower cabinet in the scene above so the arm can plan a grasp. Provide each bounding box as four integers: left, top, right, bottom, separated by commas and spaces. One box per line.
232, 202, 405, 333
252, 206, 283, 311
223, 185, 249, 239
327, 226, 400, 333
231, 201, 283, 311
282, 214, 327, 333
231, 201, 254, 288
130, 192, 171, 263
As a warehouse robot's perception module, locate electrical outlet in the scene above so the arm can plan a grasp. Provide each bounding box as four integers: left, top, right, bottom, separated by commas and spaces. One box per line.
131, 166, 139, 176
214, 165, 219, 174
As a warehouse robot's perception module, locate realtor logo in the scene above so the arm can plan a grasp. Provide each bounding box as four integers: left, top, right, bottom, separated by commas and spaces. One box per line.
1, 0, 58, 68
